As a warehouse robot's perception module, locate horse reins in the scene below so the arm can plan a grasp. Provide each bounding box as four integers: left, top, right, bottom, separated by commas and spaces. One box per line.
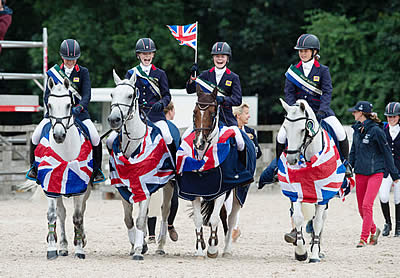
47, 93, 74, 134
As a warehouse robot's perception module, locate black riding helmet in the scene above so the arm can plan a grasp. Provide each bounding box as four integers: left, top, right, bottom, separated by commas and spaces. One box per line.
60, 39, 81, 60
384, 102, 400, 116
211, 42, 232, 57
294, 34, 320, 52
135, 38, 157, 54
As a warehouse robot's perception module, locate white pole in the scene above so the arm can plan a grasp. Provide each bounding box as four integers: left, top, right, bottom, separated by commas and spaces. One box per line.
194, 21, 198, 78
43, 27, 48, 116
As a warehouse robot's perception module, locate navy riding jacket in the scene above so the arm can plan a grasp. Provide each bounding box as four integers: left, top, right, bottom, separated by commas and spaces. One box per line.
44, 64, 91, 121
383, 123, 400, 178
244, 126, 262, 159
284, 60, 334, 118
126, 65, 171, 123
186, 67, 242, 127
349, 119, 400, 180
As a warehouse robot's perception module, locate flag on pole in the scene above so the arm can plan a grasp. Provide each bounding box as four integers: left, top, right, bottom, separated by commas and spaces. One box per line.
166, 23, 197, 50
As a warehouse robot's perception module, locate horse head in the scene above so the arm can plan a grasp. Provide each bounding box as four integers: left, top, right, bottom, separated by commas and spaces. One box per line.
193, 85, 219, 151
280, 98, 320, 165
47, 77, 74, 144
108, 69, 138, 130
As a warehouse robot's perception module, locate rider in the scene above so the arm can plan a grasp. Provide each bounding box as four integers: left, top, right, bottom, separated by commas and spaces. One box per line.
124, 38, 175, 155
186, 42, 242, 127
379, 102, 400, 237
276, 34, 352, 176
27, 39, 104, 183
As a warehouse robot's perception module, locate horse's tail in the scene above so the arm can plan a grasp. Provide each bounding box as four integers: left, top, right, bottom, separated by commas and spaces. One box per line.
201, 199, 214, 225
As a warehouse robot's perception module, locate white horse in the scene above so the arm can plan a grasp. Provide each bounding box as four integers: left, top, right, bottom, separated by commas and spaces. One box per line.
42, 77, 92, 259
280, 98, 343, 263
107, 70, 175, 260
180, 86, 251, 258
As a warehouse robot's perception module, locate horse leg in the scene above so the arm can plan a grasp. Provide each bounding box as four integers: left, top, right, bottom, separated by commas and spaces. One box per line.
193, 197, 205, 257
122, 199, 136, 256
72, 187, 91, 259
309, 204, 326, 263
46, 197, 58, 260
293, 201, 307, 261
132, 198, 150, 260
207, 194, 225, 258
223, 193, 241, 257
156, 182, 174, 255
56, 198, 68, 256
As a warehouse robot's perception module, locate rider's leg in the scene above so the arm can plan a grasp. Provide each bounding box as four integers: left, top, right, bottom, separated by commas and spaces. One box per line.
323, 116, 352, 176
82, 119, 104, 182
394, 180, 400, 236
276, 126, 286, 159
154, 120, 176, 164
379, 176, 392, 236
27, 118, 50, 179
106, 131, 118, 150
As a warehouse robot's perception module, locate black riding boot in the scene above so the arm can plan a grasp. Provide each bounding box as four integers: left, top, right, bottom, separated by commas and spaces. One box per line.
276, 140, 286, 160
395, 204, 400, 237
27, 141, 38, 179
338, 137, 352, 177
167, 142, 177, 167
380, 201, 392, 236
92, 144, 105, 183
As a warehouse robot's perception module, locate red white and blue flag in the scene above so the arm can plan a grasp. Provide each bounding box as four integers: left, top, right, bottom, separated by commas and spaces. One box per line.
109, 124, 174, 204
166, 23, 197, 50
176, 126, 244, 174
278, 129, 346, 204
35, 131, 93, 196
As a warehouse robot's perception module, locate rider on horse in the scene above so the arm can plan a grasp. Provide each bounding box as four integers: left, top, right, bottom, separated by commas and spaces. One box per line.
27, 39, 104, 183
123, 38, 175, 156
276, 34, 352, 177
186, 42, 242, 127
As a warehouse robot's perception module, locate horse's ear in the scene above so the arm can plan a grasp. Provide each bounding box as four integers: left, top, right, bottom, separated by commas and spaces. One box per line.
63, 77, 70, 90
48, 77, 55, 90
196, 84, 203, 97
280, 98, 290, 113
129, 71, 137, 85
211, 87, 218, 100
113, 69, 121, 85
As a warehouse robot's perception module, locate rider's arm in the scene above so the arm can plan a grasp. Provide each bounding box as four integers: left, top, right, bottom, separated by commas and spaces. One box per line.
318, 66, 333, 114
159, 70, 171, 108
186, 70, 207, 94
221, 74, 242, 106
78, 67, 91, 111
284, 78, 297, 106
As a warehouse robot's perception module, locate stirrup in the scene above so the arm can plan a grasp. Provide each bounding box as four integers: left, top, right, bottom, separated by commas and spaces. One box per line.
92, 169, 106, 184
26, 165, 38, 181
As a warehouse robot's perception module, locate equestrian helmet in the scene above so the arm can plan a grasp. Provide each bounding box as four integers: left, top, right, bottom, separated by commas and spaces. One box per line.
211, 42, 232, 57
59, 39, 81, 60
384, 102, 400, 116
294, 34, 320, 51
135, 38, 157, 54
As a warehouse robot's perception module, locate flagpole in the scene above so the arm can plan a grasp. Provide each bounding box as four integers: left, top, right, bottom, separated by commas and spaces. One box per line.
194, 21, 198, 78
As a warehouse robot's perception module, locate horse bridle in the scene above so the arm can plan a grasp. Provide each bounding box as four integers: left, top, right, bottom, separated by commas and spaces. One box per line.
47, 93, 74, 134
110, 83, 148, 141
284, 110, 321, 160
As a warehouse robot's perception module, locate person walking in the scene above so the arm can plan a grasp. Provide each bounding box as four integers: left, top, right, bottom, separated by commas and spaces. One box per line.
348, 101, 400, 247
379, 102, 400, 237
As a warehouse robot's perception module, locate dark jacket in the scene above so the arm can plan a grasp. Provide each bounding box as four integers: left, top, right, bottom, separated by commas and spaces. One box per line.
186, 67, 242, 126
126, 65, 171, 123
383, 123, 400, 178
284, 60, 334, 118
45, 64, 91, 121
349, 119, 400, 180
244, 126, 262, 159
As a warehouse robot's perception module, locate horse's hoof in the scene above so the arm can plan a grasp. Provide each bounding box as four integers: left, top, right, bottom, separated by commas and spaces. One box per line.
74, 253, 86, 259
207, 251, 218, 259
141, 244, 148, 255
319, 252, 325, 259
132, 254, 144, 261
47, 250, 58, 260
222, 252, 232, 258
155, 249, 166, 255
309, 258, 321, 263
295, 252, 308, 261
59, 250, 68, 256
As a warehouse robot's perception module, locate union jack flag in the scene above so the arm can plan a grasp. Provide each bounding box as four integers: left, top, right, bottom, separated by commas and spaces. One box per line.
176, 126, 245, 174
166, 23, 197, 50
109, 123, 174, 204
34, 129, 93, 196
278, 129, 346, 204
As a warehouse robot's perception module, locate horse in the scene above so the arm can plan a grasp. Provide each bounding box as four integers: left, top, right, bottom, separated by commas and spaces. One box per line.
107, 70, 175, 260
278, 98, 346, 263
176, 86, 256, 258
33, 77, 92, 260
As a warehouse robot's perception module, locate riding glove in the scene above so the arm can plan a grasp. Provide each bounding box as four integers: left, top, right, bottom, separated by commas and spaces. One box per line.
72, 104, 83, 116
191, 63, 199, 77
151, 101, 164, 112
216, 96, 224, 105
316, 110, 326, 122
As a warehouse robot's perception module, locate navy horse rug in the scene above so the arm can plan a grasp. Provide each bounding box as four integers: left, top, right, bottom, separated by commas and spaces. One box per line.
176, 126, 256, 203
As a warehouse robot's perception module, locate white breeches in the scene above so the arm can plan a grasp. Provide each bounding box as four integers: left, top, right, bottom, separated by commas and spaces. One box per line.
106, 131, 118, 150
277, 115, 346, 144
32, 118, 100, 146
154, 120, 172, 145
379, 176, 400, 204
